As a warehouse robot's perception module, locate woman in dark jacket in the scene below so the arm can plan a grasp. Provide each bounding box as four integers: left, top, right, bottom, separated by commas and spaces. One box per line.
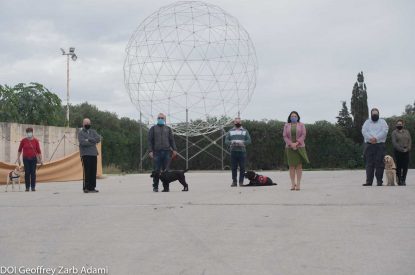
392, 119, 412, 185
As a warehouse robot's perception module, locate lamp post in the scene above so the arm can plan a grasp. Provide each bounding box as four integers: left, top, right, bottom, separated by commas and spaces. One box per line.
60, 47, 77, 127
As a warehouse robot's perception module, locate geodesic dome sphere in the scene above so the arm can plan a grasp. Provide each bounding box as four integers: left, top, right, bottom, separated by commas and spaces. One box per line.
124, 1, 257, 136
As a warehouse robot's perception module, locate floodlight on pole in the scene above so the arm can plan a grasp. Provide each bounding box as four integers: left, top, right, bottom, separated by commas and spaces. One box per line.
60, 47, 77, 127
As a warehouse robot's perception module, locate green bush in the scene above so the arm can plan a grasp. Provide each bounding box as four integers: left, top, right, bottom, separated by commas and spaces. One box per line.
2, 82, 414, 171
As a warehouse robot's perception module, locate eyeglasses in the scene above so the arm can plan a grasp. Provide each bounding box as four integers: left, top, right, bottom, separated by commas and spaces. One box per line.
157, 117, 165, 119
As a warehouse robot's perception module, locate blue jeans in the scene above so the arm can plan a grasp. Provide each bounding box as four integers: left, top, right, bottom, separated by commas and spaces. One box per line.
153, 150, 171, 188
23, 158, 37, 190
231, 151, 246, 183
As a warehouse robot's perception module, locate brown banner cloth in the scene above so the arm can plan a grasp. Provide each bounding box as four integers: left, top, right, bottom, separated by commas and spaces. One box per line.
0, 144, 102, 184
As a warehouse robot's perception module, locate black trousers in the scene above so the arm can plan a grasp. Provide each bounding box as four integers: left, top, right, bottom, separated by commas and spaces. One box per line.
23, 157, 37, 190
364, 143, 385, 185
394, 150, 409, 183
81, 155, 97, 191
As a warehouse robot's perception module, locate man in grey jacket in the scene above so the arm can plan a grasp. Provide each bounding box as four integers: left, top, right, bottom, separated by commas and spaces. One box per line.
78, 118, 101, 193
148, 113, 177, 192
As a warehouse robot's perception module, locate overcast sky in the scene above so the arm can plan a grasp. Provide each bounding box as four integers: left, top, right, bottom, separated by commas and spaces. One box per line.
1, 0, 414, 124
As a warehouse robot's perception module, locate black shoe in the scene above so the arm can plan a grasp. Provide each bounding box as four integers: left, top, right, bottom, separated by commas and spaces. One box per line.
84, 189, 99, 193
362, 183, 372, 186
31, 189, 36, 192
162, 189, 170, 192
402, 182, 406, 186
153, 187, 159, 192
25, 189, 29, 192
377, 183, 383, 186
239, 182, 244, 187
231, 182, 237, 187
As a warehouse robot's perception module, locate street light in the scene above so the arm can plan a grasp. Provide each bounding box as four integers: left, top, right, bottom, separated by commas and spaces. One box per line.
60, 47, 78, 127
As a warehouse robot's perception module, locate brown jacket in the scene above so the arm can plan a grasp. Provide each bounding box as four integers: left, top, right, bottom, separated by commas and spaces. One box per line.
391, 129, 412, 152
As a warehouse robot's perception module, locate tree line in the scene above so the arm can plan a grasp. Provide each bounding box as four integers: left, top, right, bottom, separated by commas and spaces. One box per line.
1, 82, 414, 171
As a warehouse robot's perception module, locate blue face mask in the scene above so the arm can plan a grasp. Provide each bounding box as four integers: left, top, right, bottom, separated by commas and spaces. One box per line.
157, 119, 165, 125
290, 117, 298, 123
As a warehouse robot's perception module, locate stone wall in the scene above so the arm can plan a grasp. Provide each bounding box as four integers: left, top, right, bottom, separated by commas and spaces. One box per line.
0, 122, 79, 163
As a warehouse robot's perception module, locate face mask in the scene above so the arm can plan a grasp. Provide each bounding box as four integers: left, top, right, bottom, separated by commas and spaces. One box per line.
26, 132, 33, 138
396, 126, 403, 130
157, 119, 165, 125
234, 123, 241, 128
371, 114, 379, 122
290, 117, 298, 123
84, 124, 91, 130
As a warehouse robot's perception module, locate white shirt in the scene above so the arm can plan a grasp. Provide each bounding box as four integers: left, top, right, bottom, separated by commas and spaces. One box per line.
362, 118, 389, 143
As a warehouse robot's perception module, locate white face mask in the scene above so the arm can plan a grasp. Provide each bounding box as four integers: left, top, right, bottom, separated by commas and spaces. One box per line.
27, 132, 33, 138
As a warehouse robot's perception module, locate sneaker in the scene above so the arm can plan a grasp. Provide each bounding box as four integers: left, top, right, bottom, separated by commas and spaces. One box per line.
231, 182, 237, 187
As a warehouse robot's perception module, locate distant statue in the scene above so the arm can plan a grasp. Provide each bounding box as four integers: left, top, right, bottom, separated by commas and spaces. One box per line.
351, 71, 369, 143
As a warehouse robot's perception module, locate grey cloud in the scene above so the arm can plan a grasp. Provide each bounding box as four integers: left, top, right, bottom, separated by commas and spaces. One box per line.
1, 0, 414, 123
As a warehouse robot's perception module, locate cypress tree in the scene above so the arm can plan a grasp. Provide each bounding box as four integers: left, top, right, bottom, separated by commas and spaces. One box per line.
350, 71, 369, 143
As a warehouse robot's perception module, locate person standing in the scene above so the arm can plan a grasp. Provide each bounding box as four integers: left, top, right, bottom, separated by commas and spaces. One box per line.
283, 111, 309, 191
392, 119, 412, 186
362, 108, 389, 186
148, 113, 177, 192
17, 127, 43, 192
225, 118, 251, 187
78, 118, 101, 193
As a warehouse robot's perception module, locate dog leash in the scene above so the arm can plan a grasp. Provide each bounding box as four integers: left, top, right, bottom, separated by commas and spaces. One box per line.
28, 139, 44, 171
163, 153, 177, 172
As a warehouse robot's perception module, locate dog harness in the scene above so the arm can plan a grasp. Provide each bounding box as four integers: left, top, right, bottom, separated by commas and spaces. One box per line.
256, 175, 269, 185
9, 171, 20, 180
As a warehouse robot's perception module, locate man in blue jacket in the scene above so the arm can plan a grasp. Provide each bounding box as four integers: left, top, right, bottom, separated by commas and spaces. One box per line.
225, 118, 252, 187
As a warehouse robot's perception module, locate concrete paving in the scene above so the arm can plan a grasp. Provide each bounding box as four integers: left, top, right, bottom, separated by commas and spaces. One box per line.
1, 170, 414, 275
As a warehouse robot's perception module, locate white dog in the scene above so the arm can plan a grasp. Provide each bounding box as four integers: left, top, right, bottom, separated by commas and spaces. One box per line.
384, 155, 396, 186
5, 166, 24, 192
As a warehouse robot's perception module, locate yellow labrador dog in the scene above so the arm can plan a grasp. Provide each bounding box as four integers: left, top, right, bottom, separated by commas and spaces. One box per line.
5, 166, 24, 192
384, 155, 396, 186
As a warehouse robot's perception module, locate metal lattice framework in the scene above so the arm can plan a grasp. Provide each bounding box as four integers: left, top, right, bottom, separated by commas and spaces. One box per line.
124, 1, 257, 136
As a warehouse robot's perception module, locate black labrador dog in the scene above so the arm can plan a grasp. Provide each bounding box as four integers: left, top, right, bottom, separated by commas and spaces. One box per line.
243, 170, 277, 186
150, 169, 189, 192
